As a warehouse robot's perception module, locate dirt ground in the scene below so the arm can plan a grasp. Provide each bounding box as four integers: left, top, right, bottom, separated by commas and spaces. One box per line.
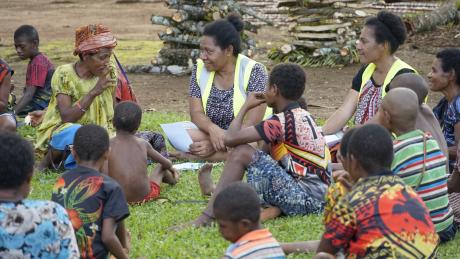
1, 0, 459, 119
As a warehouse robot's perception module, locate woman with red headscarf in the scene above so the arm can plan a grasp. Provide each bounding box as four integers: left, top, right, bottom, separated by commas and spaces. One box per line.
35, 24, 118, 170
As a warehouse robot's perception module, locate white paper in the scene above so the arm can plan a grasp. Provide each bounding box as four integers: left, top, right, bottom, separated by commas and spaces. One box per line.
324, 131, 344, 147
160, 121, 197, 152
173, 162, 204, 171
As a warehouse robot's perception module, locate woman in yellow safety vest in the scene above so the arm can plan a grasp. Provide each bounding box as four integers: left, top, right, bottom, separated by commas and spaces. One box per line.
322, 11, 416, 135
184, 15, 269, 174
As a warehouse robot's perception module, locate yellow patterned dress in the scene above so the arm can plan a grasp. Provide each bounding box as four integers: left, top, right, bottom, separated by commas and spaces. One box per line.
35, 62, 117, 151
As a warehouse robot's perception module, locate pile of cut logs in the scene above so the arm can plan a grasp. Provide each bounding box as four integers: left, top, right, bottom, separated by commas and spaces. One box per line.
268, 0, 444, 67
236, 0, 290, 27
126, 0, 269, 75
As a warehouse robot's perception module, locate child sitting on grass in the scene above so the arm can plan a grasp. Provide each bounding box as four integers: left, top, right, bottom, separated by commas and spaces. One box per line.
377, 88, 457, 243
52, 124, 130, 259
214, 182, 285, 259
0, 132, 79, 258
13, 25, 54, 116
189, 63, 331, 228
315, 124, 439, 258
106, 101, 178, 204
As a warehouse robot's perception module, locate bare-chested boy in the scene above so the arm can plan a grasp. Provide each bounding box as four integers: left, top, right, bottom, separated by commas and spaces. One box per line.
105, 101, 178, 204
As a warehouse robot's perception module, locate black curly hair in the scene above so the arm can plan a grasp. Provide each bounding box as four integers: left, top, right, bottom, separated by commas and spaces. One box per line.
364, 11, 406, 54
73, 124, 110, 162
213, 182, 260, 223
113, 101, 142, 133
436, 48, 460, 86
348, 124, 394, 174
0, 132, 34, 189
269, 63, 306, 100
14, 24, 39, 44
203, 14, 243, 56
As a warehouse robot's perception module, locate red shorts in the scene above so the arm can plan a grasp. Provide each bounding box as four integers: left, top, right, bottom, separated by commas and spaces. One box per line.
130, 180, 160, 205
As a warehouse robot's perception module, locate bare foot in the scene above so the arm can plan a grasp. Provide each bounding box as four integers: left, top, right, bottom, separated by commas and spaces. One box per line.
198, 164, 215, 196
168, 213, 214, 231
260, 206, 282, 222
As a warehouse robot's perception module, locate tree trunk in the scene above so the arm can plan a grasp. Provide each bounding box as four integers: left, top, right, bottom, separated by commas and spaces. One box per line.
176, 20, 206, 34
410, 1, 458, 33
151, 15, 175, 27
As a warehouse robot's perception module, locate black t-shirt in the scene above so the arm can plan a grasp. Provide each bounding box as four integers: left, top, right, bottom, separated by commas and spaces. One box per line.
52, 166, 129, 259
351, 64, 415, 93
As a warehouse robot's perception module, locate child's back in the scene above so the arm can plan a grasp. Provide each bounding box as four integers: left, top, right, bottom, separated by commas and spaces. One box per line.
51, 125, 130, 259
52, 166, 129, 258
108, 134, 152, 202
108, 101, 178, 204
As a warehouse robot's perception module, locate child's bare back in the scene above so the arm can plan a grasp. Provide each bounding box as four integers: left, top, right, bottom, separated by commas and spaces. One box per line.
108, 101, 178, 204
108, 134, 152, 202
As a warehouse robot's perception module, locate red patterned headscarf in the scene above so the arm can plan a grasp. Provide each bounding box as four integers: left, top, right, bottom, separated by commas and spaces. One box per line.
73, 24, 117, 56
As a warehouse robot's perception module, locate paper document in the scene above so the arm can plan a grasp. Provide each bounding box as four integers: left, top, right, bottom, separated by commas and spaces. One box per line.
160, 121, 197, 152
324, 131, 344, 147
173, 162, 204, 171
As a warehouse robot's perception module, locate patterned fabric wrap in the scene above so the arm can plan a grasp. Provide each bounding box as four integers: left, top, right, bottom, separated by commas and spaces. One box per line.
73, 24, 117, 56
255, 102, 331, 184
135, 131, 168, 158
354, 79, 383, 125
247, 150, 325, 216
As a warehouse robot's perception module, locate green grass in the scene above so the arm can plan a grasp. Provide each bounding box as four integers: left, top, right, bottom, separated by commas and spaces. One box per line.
0, 39, 162, 66
24, 111, 460, 258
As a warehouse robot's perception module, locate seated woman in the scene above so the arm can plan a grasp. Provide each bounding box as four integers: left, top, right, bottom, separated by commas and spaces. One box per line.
0, 59, 16, 132
0, 132, 79, 258
35, 24, 118, 170
322, 11, 416, 135
430, 48, 460, 168
176, 14, 269, 192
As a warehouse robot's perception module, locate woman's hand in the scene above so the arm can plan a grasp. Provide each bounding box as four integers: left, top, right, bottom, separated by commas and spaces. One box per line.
208, 124, 227, 152
28, 110, 46, 127
90, 69, 116, 97
189, 139, 216, 157
243, 92, 266, 111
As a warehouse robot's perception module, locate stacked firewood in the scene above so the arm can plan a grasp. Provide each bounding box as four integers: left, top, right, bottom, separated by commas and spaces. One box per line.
130, 0, 269, 75
268, 0, 443, 68
236, 0, 291, 27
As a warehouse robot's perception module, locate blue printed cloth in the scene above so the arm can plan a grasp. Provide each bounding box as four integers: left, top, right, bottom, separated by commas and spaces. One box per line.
0, 200, 79, 258
49, 124, 81, 169
246, 150, 325, 216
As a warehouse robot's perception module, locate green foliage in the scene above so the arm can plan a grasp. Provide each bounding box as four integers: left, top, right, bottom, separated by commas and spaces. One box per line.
23, 111, 460, 258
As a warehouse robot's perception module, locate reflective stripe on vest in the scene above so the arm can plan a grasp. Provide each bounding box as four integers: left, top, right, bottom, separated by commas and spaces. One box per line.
359, 59, 417, 99
196, 54, 272, 118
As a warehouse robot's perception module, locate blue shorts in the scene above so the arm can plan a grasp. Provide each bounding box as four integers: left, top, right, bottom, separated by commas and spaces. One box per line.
49, 124, 81, 169
246, 150, 324, 216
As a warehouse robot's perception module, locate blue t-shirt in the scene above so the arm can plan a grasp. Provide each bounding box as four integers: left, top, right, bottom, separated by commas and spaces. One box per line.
433, 95, 460, 147
0, 199, 80, 258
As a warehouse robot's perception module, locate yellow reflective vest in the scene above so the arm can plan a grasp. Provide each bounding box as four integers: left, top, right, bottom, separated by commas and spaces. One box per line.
359, 59, 417, 99
196, 54, 272, 119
